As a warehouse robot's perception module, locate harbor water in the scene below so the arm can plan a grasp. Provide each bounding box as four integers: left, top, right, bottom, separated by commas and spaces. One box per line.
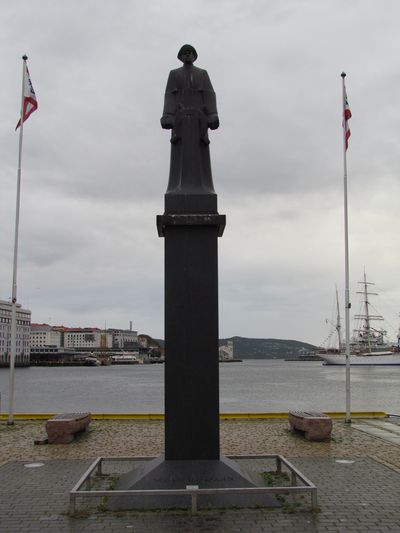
0, 359, 399, 414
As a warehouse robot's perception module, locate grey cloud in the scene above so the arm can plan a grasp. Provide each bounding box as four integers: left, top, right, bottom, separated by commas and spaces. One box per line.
1, 1, 400, 344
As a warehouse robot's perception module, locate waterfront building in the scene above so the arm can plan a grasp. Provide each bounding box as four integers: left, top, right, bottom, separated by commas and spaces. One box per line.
30, 324, 139, 352
219, 340, 234, 361
63, 328, 113, 349
108, 328, 138, 349
30, 324, 62, 348
0, 300, 31, 367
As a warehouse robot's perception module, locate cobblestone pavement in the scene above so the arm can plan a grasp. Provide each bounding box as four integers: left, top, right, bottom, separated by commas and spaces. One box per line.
1, 419, 400, 532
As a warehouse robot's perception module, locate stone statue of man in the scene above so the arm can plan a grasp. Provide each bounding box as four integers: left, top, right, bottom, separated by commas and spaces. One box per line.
161, 45, 219, 197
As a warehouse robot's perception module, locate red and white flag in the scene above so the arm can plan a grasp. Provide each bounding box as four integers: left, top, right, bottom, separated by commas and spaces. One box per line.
343, 84, 352, 150
15, 62, 38, 130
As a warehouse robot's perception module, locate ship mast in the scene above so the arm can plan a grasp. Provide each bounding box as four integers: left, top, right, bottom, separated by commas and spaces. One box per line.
335, 285, 342, 351
398, 312, 400, 349
354, 271, 384, 353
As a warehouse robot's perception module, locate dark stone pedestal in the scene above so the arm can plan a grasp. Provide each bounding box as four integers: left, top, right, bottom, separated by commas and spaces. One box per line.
157, 210, 225, 460
107, 197, 280, 512
164, 192, 217, 214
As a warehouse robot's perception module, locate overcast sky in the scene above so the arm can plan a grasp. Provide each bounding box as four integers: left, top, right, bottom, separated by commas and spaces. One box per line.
1, 0, 400, 346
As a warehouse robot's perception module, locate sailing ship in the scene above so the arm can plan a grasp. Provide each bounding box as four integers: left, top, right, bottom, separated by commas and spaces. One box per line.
319, 273, 400, 365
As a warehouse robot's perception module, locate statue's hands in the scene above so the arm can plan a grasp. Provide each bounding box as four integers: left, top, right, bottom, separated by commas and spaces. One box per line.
160, 115, 174, 129
208, 114, 219, 130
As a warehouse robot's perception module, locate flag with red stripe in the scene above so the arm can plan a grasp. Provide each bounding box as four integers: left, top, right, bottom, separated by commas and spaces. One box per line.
343, 84, 351, 150
16, 62, 38, 130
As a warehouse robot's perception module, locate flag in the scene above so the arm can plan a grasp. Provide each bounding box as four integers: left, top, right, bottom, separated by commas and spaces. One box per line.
343, 84, 351, 150
15, 62, 38, 130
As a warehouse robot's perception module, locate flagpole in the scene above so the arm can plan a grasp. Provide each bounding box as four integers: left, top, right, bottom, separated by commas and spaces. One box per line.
341, 72, 351, 424
8, 55, 28, 425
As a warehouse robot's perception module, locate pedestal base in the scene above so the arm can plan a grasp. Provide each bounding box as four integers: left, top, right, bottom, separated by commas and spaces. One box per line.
108, 456, 279, 510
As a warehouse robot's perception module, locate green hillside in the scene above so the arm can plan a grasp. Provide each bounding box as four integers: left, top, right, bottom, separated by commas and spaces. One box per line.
155, 336, 316, 359
219, 336, 316, 359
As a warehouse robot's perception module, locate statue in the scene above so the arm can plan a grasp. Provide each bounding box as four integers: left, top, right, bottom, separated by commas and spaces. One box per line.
161, 44, 219, 197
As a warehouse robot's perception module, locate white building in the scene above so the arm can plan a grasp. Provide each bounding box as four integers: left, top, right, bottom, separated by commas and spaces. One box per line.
63, 329, 113, 349
30, 324, 62, 348
108, 328, 138, 349
219, 340, 234, 361
0, 300, 31, 367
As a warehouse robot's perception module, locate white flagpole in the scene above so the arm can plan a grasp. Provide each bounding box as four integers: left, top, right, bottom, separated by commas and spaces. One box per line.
341, 72, 351, 424
8, 55, 28, 425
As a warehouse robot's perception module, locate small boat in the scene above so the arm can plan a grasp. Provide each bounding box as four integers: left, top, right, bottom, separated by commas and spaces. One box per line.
83, 355, 101, 366
319, 273, 400, 366
111, 353, 140, 364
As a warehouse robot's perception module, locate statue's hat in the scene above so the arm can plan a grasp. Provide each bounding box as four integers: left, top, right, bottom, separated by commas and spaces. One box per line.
178, 44, 198, 62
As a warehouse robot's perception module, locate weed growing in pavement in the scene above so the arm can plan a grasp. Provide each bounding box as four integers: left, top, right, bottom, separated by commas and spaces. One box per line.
97, 497, 108, 512
261, 470, 290, 486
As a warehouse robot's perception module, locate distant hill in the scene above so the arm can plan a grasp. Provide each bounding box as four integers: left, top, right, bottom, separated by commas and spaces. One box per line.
154, 336, 316, 359
219, 336, 316, 359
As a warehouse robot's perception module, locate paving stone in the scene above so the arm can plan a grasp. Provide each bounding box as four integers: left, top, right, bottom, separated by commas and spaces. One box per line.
1, 419, 400, 531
